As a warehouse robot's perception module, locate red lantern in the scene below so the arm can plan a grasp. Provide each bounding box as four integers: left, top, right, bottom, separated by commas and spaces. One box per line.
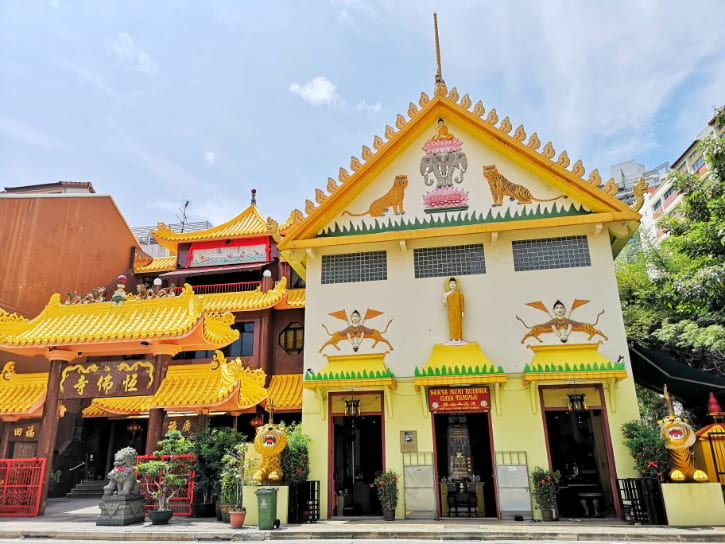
250, 416, 264, 428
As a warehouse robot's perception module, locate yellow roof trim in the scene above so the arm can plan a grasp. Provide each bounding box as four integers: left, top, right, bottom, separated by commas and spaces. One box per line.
134, 256, 177, 274
0, 284, 238, 356
151, 204, 274, 252
522, 343, 628, 383
303, 352, 396, 390
413, 342, 506, 389
279, 92, 638, 250
0, 369, 47, 421
266, 374, 302, 411
199, 277, 288, 313
274, 288, 305, 310
282, 211, 634, 250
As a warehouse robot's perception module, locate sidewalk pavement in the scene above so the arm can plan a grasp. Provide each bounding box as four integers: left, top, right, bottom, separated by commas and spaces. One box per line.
0, 498, 723, 542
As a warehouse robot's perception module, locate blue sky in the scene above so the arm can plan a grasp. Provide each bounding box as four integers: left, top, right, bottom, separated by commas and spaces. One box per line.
1, 1, 723, 228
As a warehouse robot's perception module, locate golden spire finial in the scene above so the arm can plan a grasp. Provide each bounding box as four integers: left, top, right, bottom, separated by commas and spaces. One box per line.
433, 13, 445, 91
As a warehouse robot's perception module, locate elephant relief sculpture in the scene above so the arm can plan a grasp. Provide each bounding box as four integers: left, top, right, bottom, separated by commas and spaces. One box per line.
420, 151, 468, 187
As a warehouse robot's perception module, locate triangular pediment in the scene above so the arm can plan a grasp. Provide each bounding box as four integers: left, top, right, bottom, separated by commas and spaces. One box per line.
279, 86, 640, 257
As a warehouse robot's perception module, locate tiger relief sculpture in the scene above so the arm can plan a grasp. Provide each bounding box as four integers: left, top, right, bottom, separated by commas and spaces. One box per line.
252, 423, 288, 484
342, 175, 408, 217
483, 164, 567, 206
659, 386, 708, 482
516, 299, 608, 345
103, 447, 141, 496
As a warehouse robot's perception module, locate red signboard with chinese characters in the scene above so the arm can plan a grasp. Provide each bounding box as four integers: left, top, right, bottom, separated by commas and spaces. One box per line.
58, 360, 156, 399
428, 386, 491, 412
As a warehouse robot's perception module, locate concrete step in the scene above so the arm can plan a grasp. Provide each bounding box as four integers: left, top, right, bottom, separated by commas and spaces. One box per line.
66, 480, 106, 498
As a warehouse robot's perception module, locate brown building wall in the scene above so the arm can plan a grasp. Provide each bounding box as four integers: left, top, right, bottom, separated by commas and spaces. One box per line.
0, 195, 140, 317
270, 308, 304, 375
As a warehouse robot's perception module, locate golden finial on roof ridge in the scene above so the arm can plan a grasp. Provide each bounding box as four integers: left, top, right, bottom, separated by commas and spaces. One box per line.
314, 188, 327, 205
588, 169, 602, 186
395, 114, 407, 130
472, 100, 485, 117
485, 108, 498, 125
527, 132, 541, 150
433, 13, 446, 96
604, 178, 619, 196
327, 177, 339, 193
631, 176, 647, 211
0, 308, 27, 325
542, 141, 555, 159
572, 160, 585, 177
556, 150, 570, 168
499, 116, 512, 134
460, 94, 472, 110
513, 125, 526, 142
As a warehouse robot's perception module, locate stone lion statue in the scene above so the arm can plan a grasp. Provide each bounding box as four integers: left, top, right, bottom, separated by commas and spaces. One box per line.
103, 446, 141, 496
252, 423, 287, 484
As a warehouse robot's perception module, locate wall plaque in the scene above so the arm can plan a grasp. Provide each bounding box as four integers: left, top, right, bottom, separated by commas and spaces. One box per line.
428, 386, 490, 412
58, 360, 155, 399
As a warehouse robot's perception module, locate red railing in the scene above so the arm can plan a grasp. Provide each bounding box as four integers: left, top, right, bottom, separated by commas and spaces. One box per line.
174, 281, 261, 295
137, 454, 195, 516
0, 458, 46, 517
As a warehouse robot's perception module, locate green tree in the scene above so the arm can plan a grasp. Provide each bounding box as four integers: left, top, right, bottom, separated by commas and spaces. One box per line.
616, 108, 725, 374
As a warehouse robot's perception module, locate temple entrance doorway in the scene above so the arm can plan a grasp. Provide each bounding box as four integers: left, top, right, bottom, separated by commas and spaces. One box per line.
329, 392, 384, 517
433, 411, 497, 517
542, 385, 618, 519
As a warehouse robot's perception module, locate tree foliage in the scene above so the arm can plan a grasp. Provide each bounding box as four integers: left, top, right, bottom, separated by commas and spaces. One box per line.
616, 109, 725, 375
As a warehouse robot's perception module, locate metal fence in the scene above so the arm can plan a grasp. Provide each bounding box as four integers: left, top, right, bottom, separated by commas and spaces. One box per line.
0, 458, 46, 517
616, 478, 667, 525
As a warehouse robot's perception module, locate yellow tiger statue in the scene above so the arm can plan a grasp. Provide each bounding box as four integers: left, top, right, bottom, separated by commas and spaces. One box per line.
658, 386, 708, 482
252, 423, 288, 484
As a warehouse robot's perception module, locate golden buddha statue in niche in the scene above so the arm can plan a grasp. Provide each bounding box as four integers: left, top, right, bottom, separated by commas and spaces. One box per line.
432, 117, 454, 141
443, 277, 464, 342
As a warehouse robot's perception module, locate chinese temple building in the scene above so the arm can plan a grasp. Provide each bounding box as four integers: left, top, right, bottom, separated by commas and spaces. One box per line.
0, 196, 305, 513
278, 70, 646, 521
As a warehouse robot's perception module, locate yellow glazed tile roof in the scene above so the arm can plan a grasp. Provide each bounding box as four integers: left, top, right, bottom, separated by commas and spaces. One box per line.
134, 256, 177, 274
274, 289, 305, 310
304, 353, 396, 389
413, 342, 507, 388
0, 284, 239, 356
151, 204, 275, 252
522, 343, 627, 382
200, 278, 287, 313
0, 363, 47, 421
266, 374, 302, 411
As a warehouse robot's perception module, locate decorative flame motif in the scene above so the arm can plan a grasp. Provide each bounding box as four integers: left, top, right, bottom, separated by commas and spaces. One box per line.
542, 141, 555, 159
485, 109, 498, 125
304, 199, 316, 215
604, 178, 619, 195
513, 125, 526, 142
556, 151, 570, 168
527, 132, 541, 150
373, 135, 384, 150
572, 160, 585, 177
361, 145, 373, 161
350, 156, 362, 172
419, 92, 430, 107
460, 94, 472, 109
472, 100, 485, 117
631, 176, 648, 211
327, 177, 338, 193
338, 167, 350, 183
315, 189, 327, 205
395, 114, 407, 130
588, 169, 602, 186
385, 125, 395, 139
447, 87, 459, 102
499, 116, 512, 134
407, 102, 419, 118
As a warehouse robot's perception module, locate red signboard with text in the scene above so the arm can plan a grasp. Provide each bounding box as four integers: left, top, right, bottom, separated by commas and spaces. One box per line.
428, 386, 490, 412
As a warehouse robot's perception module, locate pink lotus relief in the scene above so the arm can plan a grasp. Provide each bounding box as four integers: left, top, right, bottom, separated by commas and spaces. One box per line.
423, 186, 469, 209
422, 137, 463, 155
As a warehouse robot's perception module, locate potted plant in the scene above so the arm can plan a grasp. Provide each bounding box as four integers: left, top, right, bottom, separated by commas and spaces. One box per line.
136, 430, 194, 524
193, 427, 244, 517
220, 441, 248, 528
530, 466, 561, 521
373, 469, 399, 521
280, 422, 312, 523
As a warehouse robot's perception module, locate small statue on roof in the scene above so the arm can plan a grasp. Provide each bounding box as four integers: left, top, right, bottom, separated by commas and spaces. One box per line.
111, 275, 128, 306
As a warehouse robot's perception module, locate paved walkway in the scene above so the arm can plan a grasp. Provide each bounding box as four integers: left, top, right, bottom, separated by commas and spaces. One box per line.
0, 498, 723, 542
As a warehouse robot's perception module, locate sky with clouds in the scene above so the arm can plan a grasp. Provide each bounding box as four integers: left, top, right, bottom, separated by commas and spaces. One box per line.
1, 1, 723, 228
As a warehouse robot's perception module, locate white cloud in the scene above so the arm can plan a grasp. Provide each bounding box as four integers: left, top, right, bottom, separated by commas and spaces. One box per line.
354, 100, 381, 113
204, 151, 217, 166
0, 117, 63, 148
289, 76, 342, 106
111, 32, 157, 75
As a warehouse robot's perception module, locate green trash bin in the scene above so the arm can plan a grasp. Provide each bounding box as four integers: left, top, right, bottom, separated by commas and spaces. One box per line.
255, 487, 279, 530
